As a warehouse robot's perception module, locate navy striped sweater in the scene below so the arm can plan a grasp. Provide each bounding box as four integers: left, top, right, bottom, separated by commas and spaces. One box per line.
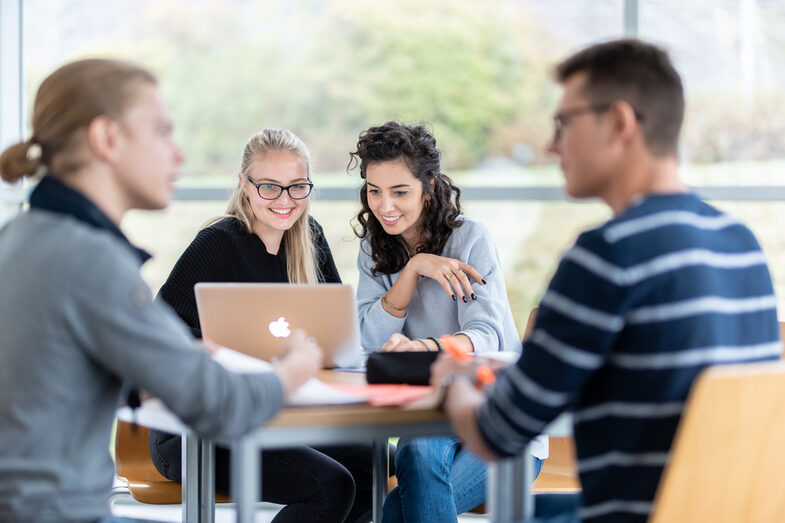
477, 193, 780, 522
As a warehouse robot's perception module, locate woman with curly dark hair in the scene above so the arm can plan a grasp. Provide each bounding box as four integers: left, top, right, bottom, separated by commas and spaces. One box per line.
350, 121, 547, 523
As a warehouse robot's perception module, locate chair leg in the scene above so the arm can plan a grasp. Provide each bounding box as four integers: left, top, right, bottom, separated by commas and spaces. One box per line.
109, 484, 132, 506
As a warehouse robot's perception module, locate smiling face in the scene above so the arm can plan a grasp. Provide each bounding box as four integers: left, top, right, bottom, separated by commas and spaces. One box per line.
365, 160, 428, 247
241, 149, 310, 239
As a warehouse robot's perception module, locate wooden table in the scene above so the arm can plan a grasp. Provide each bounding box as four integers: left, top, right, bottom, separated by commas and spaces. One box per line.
118, 370, 535, 522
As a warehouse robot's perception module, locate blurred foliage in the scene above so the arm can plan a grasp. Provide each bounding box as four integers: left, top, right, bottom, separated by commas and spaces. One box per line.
122, 0, 557, 175
22, 0, 785, 178
683, 91, 785, 163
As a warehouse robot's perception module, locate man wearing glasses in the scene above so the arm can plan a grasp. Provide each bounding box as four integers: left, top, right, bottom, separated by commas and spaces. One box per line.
432, 39, 780, 522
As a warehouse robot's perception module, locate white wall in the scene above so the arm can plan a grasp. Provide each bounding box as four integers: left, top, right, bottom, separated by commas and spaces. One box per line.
0, 0, 24, 225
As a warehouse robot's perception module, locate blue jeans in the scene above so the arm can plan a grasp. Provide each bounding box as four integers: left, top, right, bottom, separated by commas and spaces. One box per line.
382, 436, 544, 523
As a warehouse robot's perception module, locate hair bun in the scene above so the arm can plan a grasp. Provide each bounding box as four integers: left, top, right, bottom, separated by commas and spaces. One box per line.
26, 141, 43, 162
0, 140, 42, 183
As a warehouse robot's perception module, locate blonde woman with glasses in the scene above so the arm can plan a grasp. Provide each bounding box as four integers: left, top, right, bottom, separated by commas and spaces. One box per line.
149, 129, 386, 523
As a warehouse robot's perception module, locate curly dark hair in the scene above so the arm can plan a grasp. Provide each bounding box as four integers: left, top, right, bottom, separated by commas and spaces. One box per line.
348, 121, 463, 275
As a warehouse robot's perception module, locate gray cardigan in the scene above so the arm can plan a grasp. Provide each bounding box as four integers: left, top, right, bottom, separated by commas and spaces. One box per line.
357, 216, 520, 353
356, 216, 549, 459
0, 210, 284, 522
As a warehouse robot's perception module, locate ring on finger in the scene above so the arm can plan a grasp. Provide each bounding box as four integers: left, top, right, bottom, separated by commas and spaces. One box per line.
444, 272, 453, 280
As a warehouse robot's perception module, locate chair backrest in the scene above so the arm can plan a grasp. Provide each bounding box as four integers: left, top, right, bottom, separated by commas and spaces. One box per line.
650, 361, 785, 522
532, 436, 581, 493
523, 307, 538, 340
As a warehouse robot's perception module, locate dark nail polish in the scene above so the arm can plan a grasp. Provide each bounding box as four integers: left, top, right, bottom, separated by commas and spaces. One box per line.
471, 293, 477, 300
452, 294, 457, 301
462, 296, 468, 303
481, 279, 487, 285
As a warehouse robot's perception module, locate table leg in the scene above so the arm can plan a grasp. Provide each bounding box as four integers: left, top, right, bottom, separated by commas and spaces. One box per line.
200, 439, 216, 523
371, 439, 389, 523
182, 434, 201, 522
487, 444, 532, 523
232, 437, 259, 523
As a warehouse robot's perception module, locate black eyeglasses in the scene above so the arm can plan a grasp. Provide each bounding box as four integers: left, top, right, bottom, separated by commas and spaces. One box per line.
246, 177, 314, 200
552, 103, 644, 141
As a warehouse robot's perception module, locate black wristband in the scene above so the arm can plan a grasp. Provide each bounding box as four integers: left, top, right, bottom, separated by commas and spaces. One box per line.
427, 336, 443, 352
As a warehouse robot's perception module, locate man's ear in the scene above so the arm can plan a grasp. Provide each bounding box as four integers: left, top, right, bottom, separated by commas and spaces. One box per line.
86, 116, 120, 163
610, 100, 640, 146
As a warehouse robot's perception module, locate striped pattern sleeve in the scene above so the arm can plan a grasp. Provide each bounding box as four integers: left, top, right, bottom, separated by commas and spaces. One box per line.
476, 196, 780, 521
477, 229, 623, 457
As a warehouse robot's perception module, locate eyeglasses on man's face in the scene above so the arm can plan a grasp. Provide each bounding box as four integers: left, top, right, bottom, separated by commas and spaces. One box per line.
246, 177, 314, 200
552, 102, 644, 142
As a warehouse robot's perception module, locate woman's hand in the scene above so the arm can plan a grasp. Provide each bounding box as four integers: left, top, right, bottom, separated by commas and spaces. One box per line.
272, 330, 323, 398
380, 333, 431, 352
407, 253, 485, 303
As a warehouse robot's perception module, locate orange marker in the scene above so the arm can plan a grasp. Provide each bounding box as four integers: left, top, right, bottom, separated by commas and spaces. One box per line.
439, 335, 471, 362
439, 335, 496, 386
475, 365, 496, 386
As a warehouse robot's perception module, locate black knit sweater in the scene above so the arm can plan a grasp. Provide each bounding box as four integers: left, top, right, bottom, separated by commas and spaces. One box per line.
158, 216, 341, 338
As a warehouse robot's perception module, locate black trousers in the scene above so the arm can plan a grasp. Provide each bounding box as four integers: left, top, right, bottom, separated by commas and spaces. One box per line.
149, 430, 395, 523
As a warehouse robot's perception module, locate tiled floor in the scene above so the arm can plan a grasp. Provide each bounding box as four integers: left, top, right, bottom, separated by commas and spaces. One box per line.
111, 496, 489, 522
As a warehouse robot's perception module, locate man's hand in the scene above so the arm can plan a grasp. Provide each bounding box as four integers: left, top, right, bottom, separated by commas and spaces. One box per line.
442, 378, 500, 462
429, 352, 474, 386
432, 352, 501, 462
272, 330, 323, 398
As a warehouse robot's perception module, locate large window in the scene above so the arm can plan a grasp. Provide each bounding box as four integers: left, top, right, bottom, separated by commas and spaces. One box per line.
7, 0, 785, 327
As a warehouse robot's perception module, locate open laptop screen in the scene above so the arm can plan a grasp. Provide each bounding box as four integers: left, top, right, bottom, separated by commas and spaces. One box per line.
195, 283, 363, 368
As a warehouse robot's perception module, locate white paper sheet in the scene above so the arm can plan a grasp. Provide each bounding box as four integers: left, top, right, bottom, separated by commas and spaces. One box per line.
287, 378, 366, 406
481, 350, 521, 364
212, 347, 273, 373
213, 347, 365, 406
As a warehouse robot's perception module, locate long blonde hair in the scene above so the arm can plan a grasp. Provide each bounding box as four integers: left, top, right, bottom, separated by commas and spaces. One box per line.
208, 129, 319, 284
0, 59, 156, 182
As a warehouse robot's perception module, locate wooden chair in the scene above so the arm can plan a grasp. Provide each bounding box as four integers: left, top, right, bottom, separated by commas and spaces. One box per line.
532, 436, 580, 494
779, 321, 785, 357
522, 306, 539, 340
114, 420, 230, 504
650, 361, 785, 522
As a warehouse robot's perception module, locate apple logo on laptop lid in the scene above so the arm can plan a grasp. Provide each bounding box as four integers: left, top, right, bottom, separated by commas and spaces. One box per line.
268, 317, 291, 338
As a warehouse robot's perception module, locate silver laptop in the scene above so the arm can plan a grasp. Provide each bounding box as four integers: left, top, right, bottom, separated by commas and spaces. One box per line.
194, 283, 364, 368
